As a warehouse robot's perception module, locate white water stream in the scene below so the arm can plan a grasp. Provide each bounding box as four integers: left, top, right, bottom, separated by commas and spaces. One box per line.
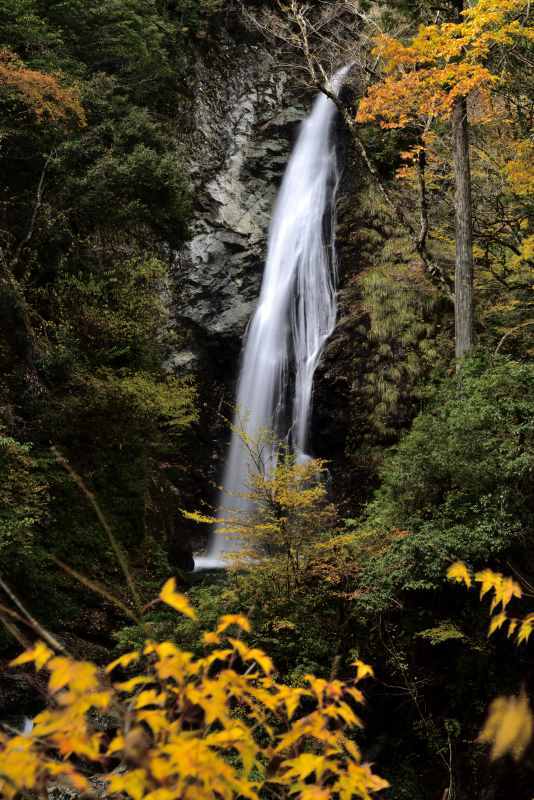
196, 70, 347, 568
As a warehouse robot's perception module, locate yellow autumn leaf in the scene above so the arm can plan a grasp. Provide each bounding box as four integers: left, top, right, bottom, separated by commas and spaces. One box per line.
181, 509, 219, 524
475, 568, 500, 600
107, 735, 125, 755
334, 761, 390, 796
297, 788, 331, 800
517, 615, 534, 645
137, 710, 168, 735
278, 685, 308, 720
447, 561, 472, 589
246, 647, 273, 674
159, 578, 197, 620
48, 657, 98, 694
46, 765, 89, 792
114, 675, 154, 693
134, 689, 167, 709
338, 702, 362, 727
11, 641, 53, 670
345, 686, 365, 705
479, 691, 533, 761
216, 614, 252, 634
108, 769, 147, 800
202, 631, 221, 646
354, 659, 375, 682
488, 611, 508, 636
106, 650, 140, 673
282, 753, 327, 781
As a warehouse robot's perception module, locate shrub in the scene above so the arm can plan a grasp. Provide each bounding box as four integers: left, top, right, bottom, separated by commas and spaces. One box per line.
360, 356, 534, 600
0, 580, 387, 800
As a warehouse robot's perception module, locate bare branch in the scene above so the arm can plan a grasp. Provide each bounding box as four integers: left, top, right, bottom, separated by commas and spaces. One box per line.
0, 574, 68, 655
416, 147, 429, 254
52, 446, 144, 619
11, 152, 54, 273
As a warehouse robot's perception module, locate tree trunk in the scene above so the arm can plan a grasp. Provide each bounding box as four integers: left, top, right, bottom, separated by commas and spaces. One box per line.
452, 83, 475, 363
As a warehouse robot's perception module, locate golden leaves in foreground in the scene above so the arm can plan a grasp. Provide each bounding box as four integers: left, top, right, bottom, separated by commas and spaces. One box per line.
447, 561, 534, 761
447, 561, 472, 589
479, 692, 533, 761
0, 584, 387, 800
159, 577, 197, 619
447, 561, 526, 642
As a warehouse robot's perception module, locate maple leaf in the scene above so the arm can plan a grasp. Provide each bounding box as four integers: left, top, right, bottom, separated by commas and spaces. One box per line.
11, 641, 53, 670
106, 650, 140, 673
479, 691, 533, 761
447, 561, 472, 588
353, 659, 375, 682
517, 614, 534, 645
48, 657, 98, 694
282, 753, 328, 781
159, 578, 197, 619
474, 568, 500, 599
216, 614, 252, 634
488, 612, 508, 636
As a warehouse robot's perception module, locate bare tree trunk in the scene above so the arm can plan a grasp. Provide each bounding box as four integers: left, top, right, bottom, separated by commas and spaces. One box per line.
452, 13, 475, 363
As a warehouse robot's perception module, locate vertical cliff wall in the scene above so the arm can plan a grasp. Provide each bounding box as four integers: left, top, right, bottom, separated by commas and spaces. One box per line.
173, 33, 306, 370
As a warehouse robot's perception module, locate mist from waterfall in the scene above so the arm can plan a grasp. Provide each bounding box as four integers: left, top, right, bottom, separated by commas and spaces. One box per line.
197, 70, 347, 567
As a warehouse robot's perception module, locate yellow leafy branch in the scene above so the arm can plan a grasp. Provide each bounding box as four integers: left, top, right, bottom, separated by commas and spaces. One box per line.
0, 585, 387, 800
447, 561, 534, 761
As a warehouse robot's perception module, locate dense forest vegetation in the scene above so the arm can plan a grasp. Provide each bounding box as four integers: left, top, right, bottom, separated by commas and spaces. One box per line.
0, 1, 533, 798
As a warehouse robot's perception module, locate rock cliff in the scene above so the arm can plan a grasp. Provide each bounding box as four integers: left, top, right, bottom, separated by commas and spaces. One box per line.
173, 33, 306, 363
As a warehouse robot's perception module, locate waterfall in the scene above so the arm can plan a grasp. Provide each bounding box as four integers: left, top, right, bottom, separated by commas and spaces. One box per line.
197, 70, 347, 568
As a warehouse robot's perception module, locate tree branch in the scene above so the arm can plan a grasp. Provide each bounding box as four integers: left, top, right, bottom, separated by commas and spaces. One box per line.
11, 152, 54, 273
416, 146, 429, 254
0, 574, 68, 655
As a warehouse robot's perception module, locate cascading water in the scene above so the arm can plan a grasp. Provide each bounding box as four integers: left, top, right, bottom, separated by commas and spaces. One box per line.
197, 69, 348, 568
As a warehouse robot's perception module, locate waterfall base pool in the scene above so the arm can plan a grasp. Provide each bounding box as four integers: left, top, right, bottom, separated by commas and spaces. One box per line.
193, 555, 227, 572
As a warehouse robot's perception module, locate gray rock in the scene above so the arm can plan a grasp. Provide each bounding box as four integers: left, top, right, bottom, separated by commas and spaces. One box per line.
173, 41, 306, 341
47, 775, 107, 800
164, 349, 199, 373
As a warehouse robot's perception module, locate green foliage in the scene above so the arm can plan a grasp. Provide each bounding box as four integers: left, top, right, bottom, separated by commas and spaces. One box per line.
0, 0, 202, 628
338, 186, 453, 489
0, 436, 48, 566
359, 355, 534, 604
416, 621, 466, 645
41, 257, 173, 370
372, 356, 534, 528
55, 370, 197, 448
0, 1, 62, 62
51, 84, 191, 246
358, 260, 446, 439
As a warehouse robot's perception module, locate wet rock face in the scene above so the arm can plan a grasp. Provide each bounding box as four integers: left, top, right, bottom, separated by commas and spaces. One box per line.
174, 39, 306, 346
